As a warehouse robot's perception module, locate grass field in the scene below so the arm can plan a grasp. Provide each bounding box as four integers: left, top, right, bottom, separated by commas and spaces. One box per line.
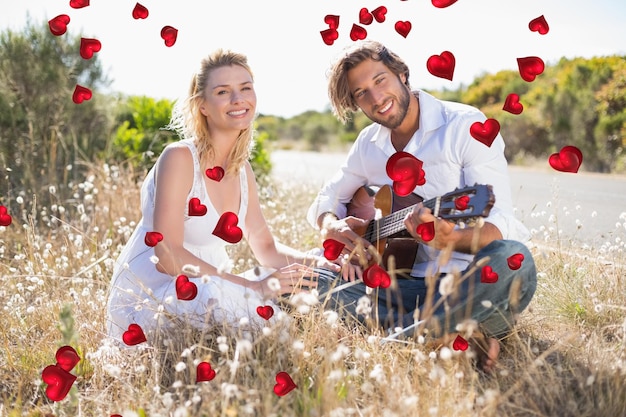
0, 161, 625, 417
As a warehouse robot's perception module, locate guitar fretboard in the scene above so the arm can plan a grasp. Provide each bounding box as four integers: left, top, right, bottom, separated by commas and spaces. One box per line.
362, 197, 439, 243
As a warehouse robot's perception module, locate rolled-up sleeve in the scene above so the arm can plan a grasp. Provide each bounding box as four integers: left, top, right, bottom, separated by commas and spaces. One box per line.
306, 146, 368, 228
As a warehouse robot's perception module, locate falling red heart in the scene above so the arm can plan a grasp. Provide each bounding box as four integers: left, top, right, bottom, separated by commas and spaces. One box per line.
350, 24, 367, 41
324, 14, 340, 29
507, 253, 525, 270
79, 38, 101, 60
122, 323, 147, 346
452, 334, 469, 351
372, 6, 387, 23
188, 197, 207, 216
454, 195, 470, 211
322, 238, 345, 261
320, 28, 339, 46
548, 145, 583, 173
480, 266, 499, 284
432, 0, 458, 7
416, 221, 435, 242
144, 231, 163, 247
503, 93, 524, 115
274, 371, 297, 396
394, 21, 412, 38
427, 51, 455, 81
72, 85, 92, 104
48, 14, 70, 36
175, 275, 198, 301
362, 264, 391, 289
132, 3, 149, 19
359, 8, 373, 25
205, 166, 224, 182
160, 26, 178, 47
69, 0, 90, 9
386, 151, 426, 197
196, 362, 216, 382
528, 15, 549, 35
0, 205, 12, 226
212, 212, 243, 244
256, 305, 274, 320
517, 56, 545, 82
55, 346, 81, 372
470, 118, 500, 147
42, 364, 77, 401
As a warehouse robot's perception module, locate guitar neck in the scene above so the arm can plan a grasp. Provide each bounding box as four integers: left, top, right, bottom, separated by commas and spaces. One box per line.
362, 197, 439, 243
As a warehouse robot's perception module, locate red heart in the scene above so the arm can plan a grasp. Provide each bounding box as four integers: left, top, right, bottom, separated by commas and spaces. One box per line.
452, 334, 469, 351
372, 6, 387, 23
72, 85, 92, 104
480, 266, 499, 284
196, 362, 216, 382
273, 371, 297, 396
48, 14, 70, 36
320, 28, 339, 46
517, 56, 545, 82
79, 38, 101, 60
132, 3, 149, 19
470, 118, 500, 147
507, 253, 525, 270
416, 221, 435, 242
322, 238, 345, 261
432, 0, 458, 7
55, 346, 80, 372
205, 166, 224, 182
386, 151, 426, 197
454, 195, 470, 211
122, 323, 147, 346
42, 364, 77, 402
144, 231, 163, 247
359, 8, 373, 25
528, 15, 549, 35
362, 264, 391, 289
549, 145, 583, 173
394, 21, 412, 38
188, 197, 207, 216
503, 93, 524, 115
175, 275, 198, 301
160, 26, 178, 47
324, 14, 340, 30
350, 24, 367, 41
0, 205, 12, 226
69, 0, 90, 9
426, 51, 455, 81
256, 305, 274, 320
213, 212, 243, 244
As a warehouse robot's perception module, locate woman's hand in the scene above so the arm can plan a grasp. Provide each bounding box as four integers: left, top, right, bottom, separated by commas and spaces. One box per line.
250, 263, 318, 298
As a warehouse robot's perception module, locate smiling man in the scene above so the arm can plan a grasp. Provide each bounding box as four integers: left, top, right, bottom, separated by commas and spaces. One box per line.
307, 40, 537, 372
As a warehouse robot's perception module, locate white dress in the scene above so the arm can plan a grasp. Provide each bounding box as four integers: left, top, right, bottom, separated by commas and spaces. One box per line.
105, 139, 277, 342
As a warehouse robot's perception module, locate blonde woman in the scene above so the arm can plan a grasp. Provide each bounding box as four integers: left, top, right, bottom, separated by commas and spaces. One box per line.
106, 50, 339, 343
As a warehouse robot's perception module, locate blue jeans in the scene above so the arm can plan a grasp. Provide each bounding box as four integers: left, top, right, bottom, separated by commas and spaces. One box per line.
315, 240, 537, 339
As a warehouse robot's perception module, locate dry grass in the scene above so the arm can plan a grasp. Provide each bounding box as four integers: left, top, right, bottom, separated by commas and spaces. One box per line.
0, 161, 625, 417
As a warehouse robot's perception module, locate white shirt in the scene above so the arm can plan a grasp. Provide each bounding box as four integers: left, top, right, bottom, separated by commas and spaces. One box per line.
307, 90, 530, 276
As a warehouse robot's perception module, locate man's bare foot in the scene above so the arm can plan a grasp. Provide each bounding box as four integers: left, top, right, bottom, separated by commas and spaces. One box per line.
470, 334, 500, 373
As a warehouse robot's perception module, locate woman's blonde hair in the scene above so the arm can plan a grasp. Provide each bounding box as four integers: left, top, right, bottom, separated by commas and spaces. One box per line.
328, 40, 410, 124
168, 49, 255, 175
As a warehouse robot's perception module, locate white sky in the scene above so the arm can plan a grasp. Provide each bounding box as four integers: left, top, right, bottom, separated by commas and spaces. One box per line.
2, 0, 626, 118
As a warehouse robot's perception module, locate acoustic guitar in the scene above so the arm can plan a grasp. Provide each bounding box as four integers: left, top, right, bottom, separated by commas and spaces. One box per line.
346, 184, 495, 271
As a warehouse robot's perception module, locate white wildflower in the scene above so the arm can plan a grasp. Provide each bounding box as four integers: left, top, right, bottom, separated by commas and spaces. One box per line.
175, 362, 186, 372
438, 273, 455, 297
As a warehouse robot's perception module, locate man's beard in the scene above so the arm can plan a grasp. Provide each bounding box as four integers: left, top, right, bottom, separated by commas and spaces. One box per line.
369, 87, 411, 129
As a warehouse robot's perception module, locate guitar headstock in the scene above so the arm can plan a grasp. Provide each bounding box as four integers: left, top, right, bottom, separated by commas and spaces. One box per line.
436, 184, 495, 224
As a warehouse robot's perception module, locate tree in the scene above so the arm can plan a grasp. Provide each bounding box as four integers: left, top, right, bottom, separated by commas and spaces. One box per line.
0, 17, 112, 203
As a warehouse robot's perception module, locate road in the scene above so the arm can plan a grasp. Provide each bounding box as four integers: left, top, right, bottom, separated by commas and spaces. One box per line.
270, 150, 626, 249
